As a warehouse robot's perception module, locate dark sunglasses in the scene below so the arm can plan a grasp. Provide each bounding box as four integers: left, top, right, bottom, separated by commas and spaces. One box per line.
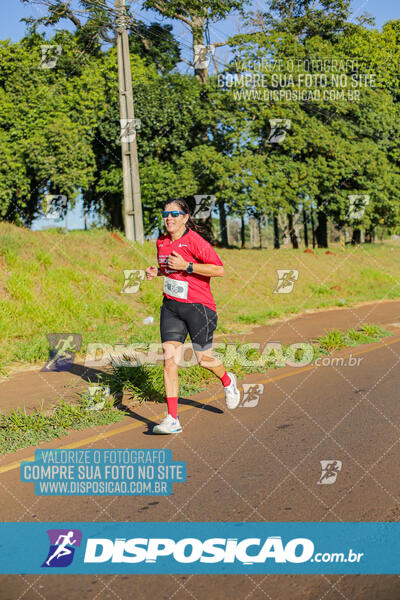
162, 210, 186, 218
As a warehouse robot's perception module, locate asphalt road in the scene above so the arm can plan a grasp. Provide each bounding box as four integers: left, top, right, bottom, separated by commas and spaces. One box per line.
0, 326, 399, 599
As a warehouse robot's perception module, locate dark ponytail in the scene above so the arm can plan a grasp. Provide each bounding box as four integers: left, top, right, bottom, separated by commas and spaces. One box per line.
164, 198, 208, 239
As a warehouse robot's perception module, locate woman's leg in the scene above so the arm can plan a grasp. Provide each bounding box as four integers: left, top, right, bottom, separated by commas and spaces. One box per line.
184, 303, 235, 389
195, 346, 240, 408
195, 347, 225, 378
162, 341, 183, 418
159, 299, 189, 422
162, 340, 183, 395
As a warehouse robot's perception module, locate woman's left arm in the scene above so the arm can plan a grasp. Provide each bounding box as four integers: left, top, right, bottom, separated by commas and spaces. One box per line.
168, 250, 224, 277
191, 263, 224, 277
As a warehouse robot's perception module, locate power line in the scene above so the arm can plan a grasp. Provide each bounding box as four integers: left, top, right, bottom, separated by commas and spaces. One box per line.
83, 0, 233, 72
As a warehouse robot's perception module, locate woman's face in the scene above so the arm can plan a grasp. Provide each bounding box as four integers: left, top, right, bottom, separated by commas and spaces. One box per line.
163, 202, 188, 235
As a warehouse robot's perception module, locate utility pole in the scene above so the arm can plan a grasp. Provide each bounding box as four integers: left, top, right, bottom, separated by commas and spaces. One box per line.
115, 0, 144, 243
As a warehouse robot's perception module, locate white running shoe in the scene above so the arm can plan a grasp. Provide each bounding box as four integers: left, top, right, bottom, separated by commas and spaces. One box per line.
224, 372, 241, 409
153, 414, 182, 434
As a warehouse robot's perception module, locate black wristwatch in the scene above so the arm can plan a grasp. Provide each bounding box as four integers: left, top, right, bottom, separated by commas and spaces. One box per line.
186, 262, 194, 273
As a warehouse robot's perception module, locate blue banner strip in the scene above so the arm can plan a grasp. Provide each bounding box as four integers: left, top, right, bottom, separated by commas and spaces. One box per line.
0, 522, 398, 574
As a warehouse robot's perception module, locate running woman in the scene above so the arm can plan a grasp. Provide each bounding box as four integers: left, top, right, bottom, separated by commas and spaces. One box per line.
145, 198, 241, 434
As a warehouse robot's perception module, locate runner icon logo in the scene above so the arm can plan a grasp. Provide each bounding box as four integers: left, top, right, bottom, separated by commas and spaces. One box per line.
40, 45, 62, 69
193, 195, 216, 219
42, 529, 82, 568
41, 333, 82, 372
274, 270, 299, 294
348, 194, 370, 220
267, 118, 291, 144
121, 269, 145, 294
317, 460, 342, 485
240, 384, 264, 407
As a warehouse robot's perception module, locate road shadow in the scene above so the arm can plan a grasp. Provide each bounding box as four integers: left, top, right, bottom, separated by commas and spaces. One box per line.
118, 396, 223, 435
63, 362, 109, 384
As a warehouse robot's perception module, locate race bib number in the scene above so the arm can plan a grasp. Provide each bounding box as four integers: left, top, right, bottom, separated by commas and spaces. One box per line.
164, 277, 188, 300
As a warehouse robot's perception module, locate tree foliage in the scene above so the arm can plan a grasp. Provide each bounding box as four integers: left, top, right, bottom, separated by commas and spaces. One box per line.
1, 1, 400, 245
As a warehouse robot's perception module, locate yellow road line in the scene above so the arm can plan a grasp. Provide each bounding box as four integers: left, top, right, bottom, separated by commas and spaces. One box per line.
1, 334, 399, 476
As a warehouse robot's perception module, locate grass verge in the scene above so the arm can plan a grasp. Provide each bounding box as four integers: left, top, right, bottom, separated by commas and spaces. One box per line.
0, 393, 124, 455
99, 323, 391, 403
0, 323, 391, 455
1, 222, 399, 376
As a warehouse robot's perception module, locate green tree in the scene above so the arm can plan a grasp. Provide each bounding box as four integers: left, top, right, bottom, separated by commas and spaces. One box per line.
211, 15, 400, 247
0, 31, 106, 224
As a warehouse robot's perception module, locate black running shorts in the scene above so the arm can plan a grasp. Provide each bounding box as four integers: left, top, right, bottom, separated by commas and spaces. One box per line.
160, 298, 218, 351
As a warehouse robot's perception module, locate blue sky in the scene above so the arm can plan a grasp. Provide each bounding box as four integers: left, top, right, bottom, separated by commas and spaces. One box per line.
2, 0, 398, 43
1, 0, 398, 229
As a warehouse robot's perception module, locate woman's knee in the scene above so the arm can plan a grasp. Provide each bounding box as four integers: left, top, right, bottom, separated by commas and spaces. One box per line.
198, 354, 218, 369
163, 356, 178, 371
162, 342, 182, 364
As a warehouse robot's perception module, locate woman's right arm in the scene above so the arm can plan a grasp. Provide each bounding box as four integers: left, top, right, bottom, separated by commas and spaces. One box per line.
145, 265, 160, 280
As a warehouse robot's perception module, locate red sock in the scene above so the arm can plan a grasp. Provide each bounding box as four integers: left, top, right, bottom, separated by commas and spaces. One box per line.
220, 372, 231, 387
166, 397, 178, 419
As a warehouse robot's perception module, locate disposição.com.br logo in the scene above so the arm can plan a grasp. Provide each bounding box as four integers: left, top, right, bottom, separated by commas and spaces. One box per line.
38, 530, 364, 569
